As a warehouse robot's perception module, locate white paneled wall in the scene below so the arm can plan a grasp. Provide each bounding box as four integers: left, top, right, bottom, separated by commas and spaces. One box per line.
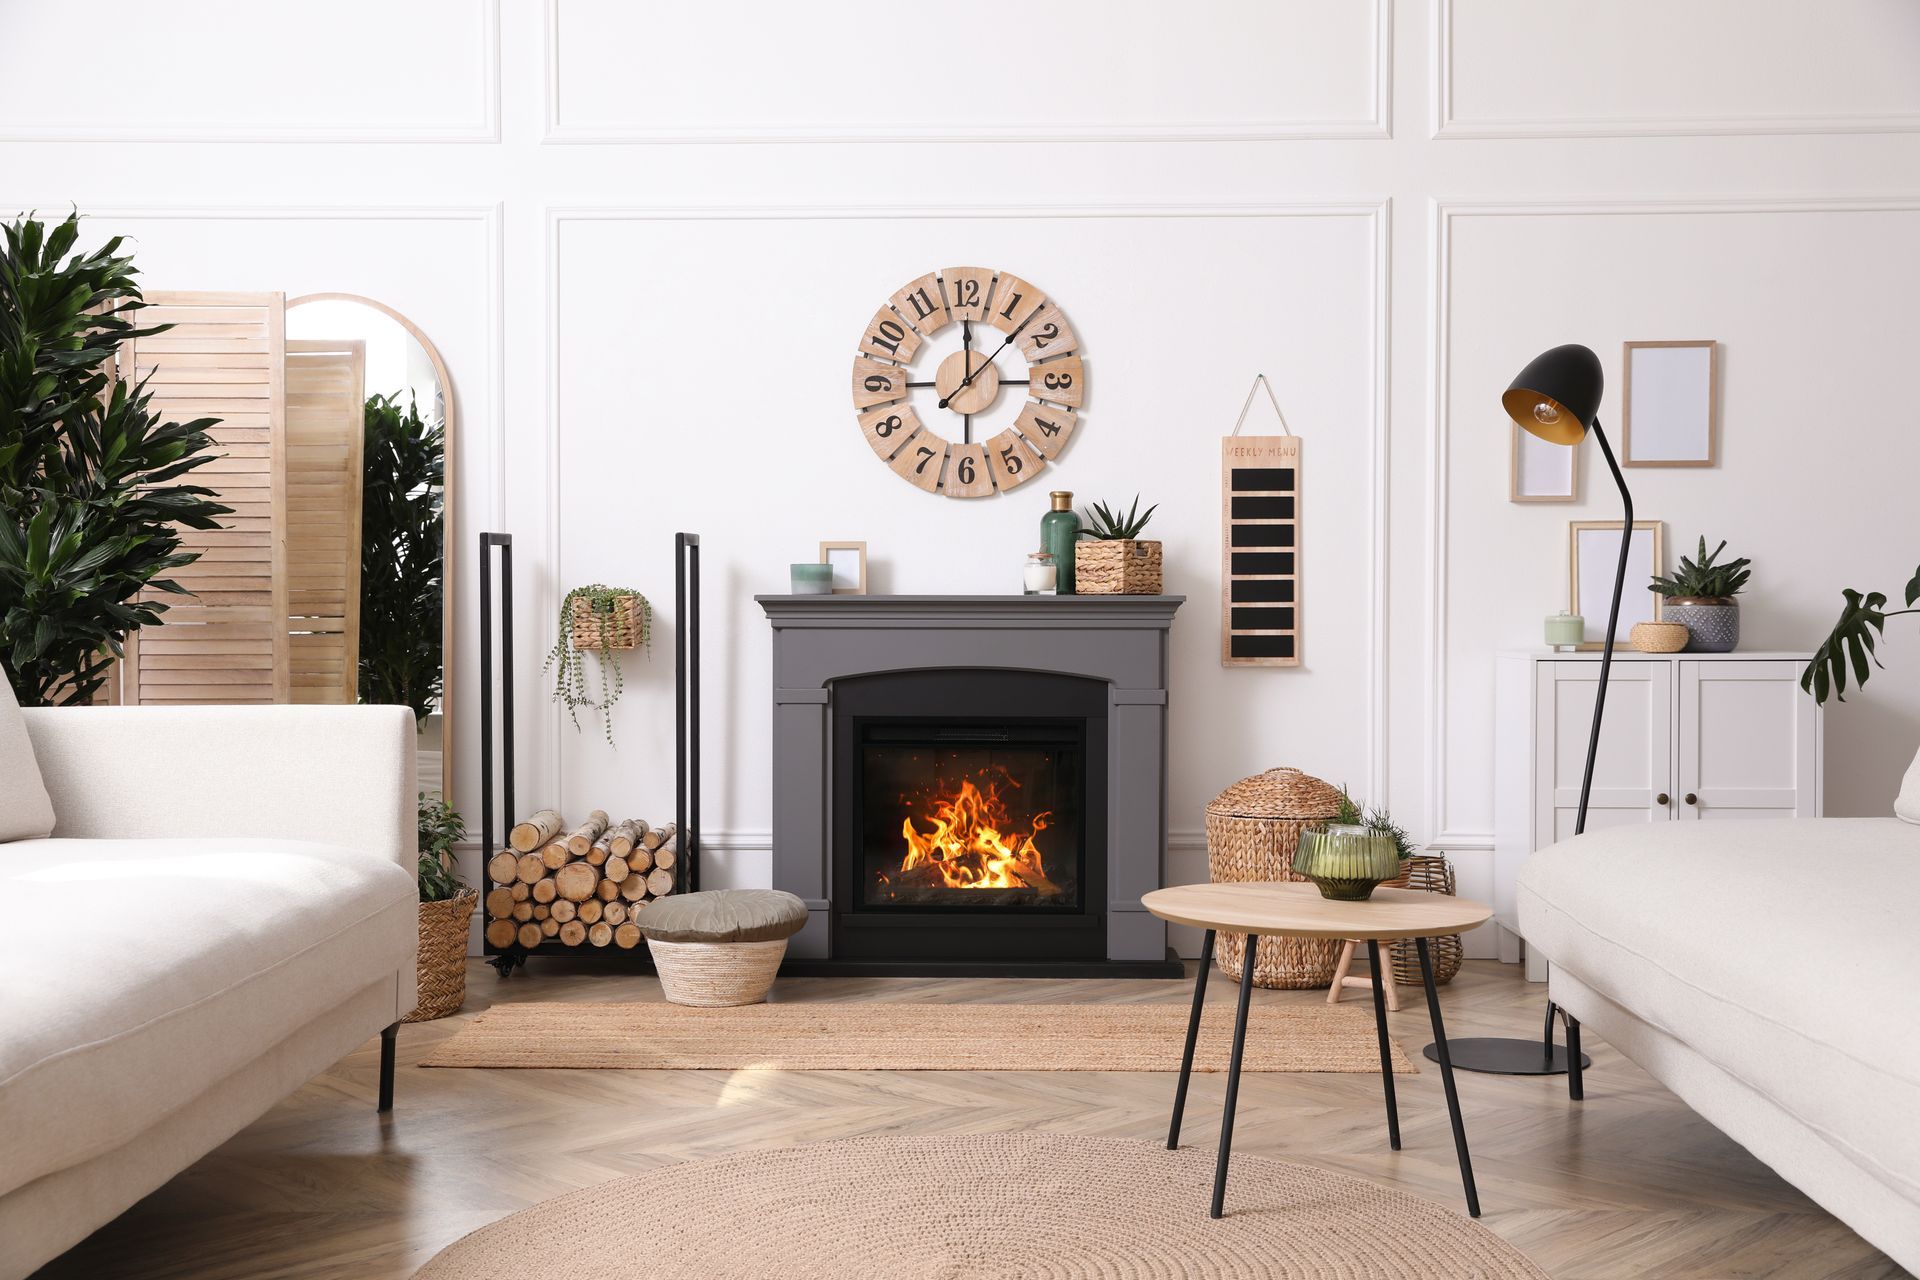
5, 0, 1917, 959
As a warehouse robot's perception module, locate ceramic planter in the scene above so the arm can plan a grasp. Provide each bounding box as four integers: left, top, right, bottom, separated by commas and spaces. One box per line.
1664, 597, 1740, 653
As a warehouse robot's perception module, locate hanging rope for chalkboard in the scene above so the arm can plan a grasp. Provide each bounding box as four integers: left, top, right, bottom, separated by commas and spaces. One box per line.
1231, 373, 1294, 437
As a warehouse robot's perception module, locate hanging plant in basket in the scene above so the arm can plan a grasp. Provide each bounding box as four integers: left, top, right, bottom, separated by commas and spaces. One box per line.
545, 584, 650, 746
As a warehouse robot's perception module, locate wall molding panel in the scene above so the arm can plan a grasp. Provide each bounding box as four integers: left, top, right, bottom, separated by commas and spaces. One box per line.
543, 0, 1392, 143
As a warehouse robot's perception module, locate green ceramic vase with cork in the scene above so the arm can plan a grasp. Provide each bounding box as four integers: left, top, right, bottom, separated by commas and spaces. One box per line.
1040, 491, 1079, 595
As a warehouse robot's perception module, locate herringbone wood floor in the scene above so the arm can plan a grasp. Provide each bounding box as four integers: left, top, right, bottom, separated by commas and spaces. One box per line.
35, 960, 1906, 1280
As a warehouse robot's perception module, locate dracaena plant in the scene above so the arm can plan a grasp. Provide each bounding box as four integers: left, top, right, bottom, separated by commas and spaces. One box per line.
1801, 565, 1920, 706
1649, 537, 1751, 601
0, 212, 229, 706
1079, 494, 1159, 541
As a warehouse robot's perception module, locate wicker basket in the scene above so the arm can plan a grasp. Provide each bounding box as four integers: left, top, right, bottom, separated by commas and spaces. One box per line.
1385, 855, 1463, 988
1076, 540, 1163, 595
1205, 767, 1347, 988
648, 937, 788, 1007
570, 593, 645, 651
405, 888, 478, 1022
1630, 620, 1689, 653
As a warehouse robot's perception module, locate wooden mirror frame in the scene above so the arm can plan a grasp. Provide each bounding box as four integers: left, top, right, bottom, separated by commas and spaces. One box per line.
286, 292, 457, 806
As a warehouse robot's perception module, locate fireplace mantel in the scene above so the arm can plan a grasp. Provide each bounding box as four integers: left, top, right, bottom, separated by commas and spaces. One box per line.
758, 593, 1183, 974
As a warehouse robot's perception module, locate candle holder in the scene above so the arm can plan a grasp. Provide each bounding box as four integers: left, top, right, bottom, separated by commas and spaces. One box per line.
1292, 823, 1403, 901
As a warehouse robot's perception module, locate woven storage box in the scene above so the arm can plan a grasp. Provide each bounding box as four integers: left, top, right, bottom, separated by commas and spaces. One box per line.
648, 938, 788, 1007
1385, 855, 1463, 988
1205, 767, 1347, 988
405, 888, 478, 1022
1630, 620, 1689, 653
570, 594, 645, 651
1076, 540, 1163, 595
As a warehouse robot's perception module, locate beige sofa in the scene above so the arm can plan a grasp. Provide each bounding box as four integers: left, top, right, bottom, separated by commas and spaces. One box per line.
0, 705, 419, 1279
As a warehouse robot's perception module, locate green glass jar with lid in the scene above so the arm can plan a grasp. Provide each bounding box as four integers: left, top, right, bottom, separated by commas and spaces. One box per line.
1040, 490, 1079, 595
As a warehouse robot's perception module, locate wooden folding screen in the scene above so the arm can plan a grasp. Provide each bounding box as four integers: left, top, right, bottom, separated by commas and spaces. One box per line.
283, 339, 366, 704
120, 293, 289, 704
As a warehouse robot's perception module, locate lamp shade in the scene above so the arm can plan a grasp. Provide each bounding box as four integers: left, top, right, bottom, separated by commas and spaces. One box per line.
1501, 343, 1603, 446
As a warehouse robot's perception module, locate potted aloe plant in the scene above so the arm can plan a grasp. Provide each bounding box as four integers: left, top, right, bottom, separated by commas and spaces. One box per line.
1650, 537, 1751, 653
1075, 495, 1162, 595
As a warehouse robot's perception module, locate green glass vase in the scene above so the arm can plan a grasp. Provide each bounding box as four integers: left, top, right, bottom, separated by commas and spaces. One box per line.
1040, 490, 1079, 595
1292, 824, 1403, 901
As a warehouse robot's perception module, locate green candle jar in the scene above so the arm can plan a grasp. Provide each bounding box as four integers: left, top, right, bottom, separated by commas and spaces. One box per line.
1292, 823, 1403, 901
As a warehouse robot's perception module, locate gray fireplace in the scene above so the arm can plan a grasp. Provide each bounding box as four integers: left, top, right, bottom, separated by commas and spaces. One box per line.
757, 594, 1182, 976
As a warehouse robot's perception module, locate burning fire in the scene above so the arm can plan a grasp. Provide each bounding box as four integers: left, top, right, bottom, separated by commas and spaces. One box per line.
894, 778, 1057, 894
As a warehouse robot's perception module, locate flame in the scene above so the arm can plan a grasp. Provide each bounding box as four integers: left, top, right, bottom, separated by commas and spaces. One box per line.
898, 778, 1057, 893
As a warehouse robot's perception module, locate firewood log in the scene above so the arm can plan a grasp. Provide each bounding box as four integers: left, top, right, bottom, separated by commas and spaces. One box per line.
647, 867, 676, 897
619, 875, 648, 902
629, 847, 654, 875
578, 898, 604, 924
595, 877, 621, 902
614, 922, 642, 949
540, 917, 560, 938
653, 846, 676, 871
558, 920, 587, 946
511, 901, 533, 923
487, 851, 519, 885
604, 854, 630, 884
588, 922, 613, 947
655, 830, 679, 856
510, 881, 530, 901
608, 818, 648, 858
602, 900, 627, 926
550, 898, 577, 923
585, 846, 608, 867
484, 887, 515, 919
554, 861, 599, 903
485, 919, 518, 949
532, 902, 551, 921
531, 877, 558, 904
516, 922, 543, 949
540, 842, 570, 871
509, 809, 565, 853
567, 810, 611, 857
515, 853, 546, 884
642, 822, 676, 852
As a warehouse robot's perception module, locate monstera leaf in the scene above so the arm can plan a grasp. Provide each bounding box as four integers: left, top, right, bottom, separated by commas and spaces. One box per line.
1802, 566, 1920, 705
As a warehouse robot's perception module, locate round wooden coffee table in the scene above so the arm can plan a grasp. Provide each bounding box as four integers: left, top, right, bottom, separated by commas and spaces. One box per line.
1142, 882, 1492, 1219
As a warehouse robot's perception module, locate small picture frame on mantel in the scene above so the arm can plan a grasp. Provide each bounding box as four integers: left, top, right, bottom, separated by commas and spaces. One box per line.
819, 541, 867, 595
1622, 340, 1718, 467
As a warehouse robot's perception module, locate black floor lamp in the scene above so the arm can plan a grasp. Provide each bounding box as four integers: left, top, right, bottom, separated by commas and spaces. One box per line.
1425, 344, 1625, 1087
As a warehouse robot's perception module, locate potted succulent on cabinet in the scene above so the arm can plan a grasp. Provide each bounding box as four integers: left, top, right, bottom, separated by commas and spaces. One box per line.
1076, 495, 1162, 595
545, 583, 650, 746
1650, 537, 1751, 653
408, 794, 476, 1022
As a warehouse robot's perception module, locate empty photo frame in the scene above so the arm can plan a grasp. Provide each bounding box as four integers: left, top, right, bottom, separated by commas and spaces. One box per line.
819, 541, 867, 594
1510, 422, 1579, 502
1568, 520, 1663, 649
1623, 341, 1717, 467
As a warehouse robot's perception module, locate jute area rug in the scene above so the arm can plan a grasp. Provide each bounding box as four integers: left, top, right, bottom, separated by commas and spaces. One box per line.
421, 1001, 1416, 1073
413, 1133, 1543, 1279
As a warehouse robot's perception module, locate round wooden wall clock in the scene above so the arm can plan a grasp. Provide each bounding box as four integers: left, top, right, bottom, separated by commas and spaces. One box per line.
850, 266, 1083, 498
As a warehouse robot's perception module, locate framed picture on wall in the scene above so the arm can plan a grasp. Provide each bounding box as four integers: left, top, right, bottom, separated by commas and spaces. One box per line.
819, 541, 867, 595
1568, 520, 1664, 649
1622, 340, 1717, 467
1510, 422, 1579, 502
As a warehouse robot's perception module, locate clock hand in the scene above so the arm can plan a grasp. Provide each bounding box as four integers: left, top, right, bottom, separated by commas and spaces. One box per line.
937, 323, 1029, 409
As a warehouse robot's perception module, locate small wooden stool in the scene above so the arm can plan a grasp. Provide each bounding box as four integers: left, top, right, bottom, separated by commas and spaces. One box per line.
1327, 939, 1398, 1010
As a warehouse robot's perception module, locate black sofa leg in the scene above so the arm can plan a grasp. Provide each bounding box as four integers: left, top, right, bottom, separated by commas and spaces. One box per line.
1565, 1014, 1584, 1101
378, 1022, 398, 1112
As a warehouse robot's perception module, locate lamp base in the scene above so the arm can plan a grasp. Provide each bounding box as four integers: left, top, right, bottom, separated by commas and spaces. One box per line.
1423, 1037, 1591, 1076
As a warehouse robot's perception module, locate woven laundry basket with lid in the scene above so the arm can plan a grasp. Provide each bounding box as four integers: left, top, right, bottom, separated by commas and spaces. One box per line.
1205, 767, 1348, 989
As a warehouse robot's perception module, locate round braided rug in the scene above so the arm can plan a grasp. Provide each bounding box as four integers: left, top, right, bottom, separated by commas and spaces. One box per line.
413, 1132, 1546, 1280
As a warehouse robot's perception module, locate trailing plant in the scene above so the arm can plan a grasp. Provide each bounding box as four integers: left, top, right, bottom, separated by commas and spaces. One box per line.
0, 212, 229, 705
1335, 786, 1416, 862
416, 792, 468, 903
358, 391, 444, 722
1802, 564, 1920, 706
1078, 494, 1158, 541
1650, 536, 1751, 602
545, 583, 650, 747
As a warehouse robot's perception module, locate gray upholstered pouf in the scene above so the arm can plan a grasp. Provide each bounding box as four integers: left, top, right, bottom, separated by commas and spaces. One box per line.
638, 890, 808, 1007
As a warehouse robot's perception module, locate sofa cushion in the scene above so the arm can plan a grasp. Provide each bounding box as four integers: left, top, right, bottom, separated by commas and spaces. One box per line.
1518, 818, 1920, 1209
637, 889, 808, 943
1898, 747, 1920, 825
0, 680, 54, 842
0, 837, 415, 1199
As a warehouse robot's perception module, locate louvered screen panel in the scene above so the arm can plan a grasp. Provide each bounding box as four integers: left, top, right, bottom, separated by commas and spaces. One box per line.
121, 292, 288, 704
284, 339, 365, 704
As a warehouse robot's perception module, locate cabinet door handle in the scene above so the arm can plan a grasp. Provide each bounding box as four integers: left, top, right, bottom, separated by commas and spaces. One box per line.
1684, 793, 1698, 806
1657, 793, 1670, 806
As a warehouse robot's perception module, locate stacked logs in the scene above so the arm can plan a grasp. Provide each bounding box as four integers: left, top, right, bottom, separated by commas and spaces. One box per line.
483, 809, 679, 952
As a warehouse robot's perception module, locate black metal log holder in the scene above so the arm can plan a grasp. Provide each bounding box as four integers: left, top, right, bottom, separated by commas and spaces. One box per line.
479, 530, 701, 975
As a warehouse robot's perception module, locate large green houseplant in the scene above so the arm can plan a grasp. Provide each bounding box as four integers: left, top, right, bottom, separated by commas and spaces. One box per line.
359, 391, 444, 722
1802, 563, 1920, 705
0, 213, 229, 705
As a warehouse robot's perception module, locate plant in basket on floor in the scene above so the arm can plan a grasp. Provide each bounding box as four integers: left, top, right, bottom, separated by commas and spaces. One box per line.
545, 583, 650, 746
410, 794, 477, 1022
1076, 494, 1163, 595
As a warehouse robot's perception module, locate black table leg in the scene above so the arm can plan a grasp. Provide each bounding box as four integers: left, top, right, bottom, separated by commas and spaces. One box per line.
1365, 939, 1400, 1150
1210, 938, 1259, 1219
1418, 938, 1479, 1217
1168, 929, 1215, 1149
1566, 1014, 1584, 1101
377, 1021, 397, 1113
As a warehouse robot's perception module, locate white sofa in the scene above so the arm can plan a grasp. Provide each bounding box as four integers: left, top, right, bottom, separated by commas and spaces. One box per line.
0, 705, 419, 1279
1519, 815, 1920, 1274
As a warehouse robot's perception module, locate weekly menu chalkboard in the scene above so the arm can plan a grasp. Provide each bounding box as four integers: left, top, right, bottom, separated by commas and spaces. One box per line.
1221, 435, 1301, 667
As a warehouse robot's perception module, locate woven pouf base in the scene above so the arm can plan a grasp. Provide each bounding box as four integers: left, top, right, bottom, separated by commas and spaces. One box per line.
414, 1133, 1544, 1280
647, 937, 787, 1007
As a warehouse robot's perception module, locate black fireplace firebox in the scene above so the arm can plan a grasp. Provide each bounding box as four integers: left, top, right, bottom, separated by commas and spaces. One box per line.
831, 669, 1108, 964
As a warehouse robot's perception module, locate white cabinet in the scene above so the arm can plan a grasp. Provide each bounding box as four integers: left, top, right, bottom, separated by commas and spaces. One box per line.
1494, 651, 1821, 977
